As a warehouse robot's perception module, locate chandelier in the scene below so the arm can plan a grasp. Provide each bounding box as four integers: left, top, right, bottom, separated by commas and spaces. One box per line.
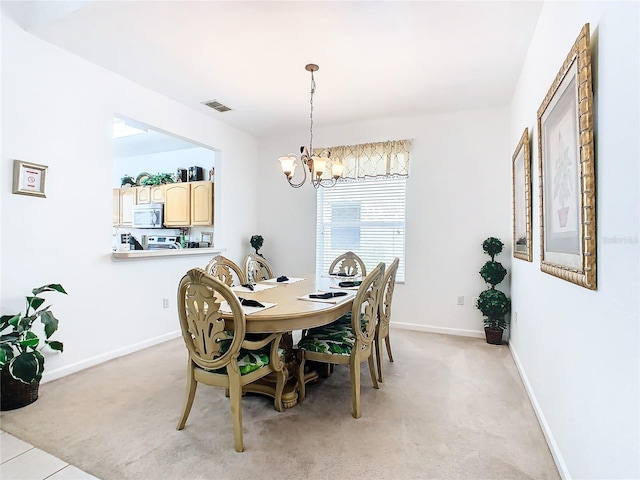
278, 64, 344, 188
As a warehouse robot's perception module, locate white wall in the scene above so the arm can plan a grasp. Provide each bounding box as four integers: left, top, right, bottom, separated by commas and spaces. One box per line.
258, 107, 512, 338
0, 14, 260, 381
509, 2, 639, 479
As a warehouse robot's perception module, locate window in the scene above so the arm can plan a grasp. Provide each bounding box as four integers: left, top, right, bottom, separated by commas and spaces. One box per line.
316, 177, 407, 281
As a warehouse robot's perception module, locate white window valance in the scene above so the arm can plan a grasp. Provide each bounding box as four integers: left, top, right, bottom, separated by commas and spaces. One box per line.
314, 139, 410, 180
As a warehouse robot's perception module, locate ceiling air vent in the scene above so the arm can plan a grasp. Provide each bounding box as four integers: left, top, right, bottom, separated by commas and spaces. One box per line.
202, 100, 231, 113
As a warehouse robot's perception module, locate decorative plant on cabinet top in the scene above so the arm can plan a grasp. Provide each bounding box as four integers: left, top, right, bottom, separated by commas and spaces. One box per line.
476, 237, 510, 345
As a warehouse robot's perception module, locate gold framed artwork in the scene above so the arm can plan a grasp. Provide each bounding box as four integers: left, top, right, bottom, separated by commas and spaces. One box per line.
537, 23, 596, 289
12, 160, 48, 198
512, 128, 532, 262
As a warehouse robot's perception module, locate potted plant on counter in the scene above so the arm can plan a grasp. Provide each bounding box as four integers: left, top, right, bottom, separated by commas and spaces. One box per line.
476, 237, 510, 345
250, 235, 264, 257
0, 283, 67, 410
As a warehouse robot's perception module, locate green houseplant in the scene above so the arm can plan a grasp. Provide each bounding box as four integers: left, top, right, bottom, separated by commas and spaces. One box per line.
0, 283, 67, 410
476, 238, 510, 345
250, 235, 264, 257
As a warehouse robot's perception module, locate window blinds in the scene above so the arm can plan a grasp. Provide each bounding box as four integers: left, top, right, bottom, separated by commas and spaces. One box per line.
316, 177, 407, 282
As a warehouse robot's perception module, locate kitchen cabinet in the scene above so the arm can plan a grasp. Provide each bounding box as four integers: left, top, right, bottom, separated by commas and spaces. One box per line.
137, 186, 151, 204
151, 185, 165, 203
164, 183, 191, 226
136, 185, 165, 204
113, 188, 137, 226
191, 181, 214, 225
163, 181, 214, 227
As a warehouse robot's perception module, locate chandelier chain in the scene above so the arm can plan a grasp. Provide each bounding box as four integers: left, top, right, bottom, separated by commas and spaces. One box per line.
309, 70, 315, 154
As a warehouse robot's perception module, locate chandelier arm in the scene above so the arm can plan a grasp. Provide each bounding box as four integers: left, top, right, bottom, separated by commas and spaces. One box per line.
286, 156, 308, 188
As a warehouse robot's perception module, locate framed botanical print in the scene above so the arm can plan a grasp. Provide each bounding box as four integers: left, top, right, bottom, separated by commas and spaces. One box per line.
537, 23, 596, 289
512, 128, 532, 262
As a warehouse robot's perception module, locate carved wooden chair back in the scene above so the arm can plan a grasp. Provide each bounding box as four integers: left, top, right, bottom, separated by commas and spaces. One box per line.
175, 268, 285, 452
374, 257, 399, 382
243, 254, 274, 283
329, 251, 367, 277
297, 262, 385, 419
204, 255, 246, 287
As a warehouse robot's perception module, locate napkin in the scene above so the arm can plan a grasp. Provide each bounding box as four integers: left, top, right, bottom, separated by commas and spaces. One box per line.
263, 277, 305, 284
238, 297, 264, 308
338, 281, 361, 288
309, 292, 348, 299
330, 272, 353, 277
298, 291, 355, 304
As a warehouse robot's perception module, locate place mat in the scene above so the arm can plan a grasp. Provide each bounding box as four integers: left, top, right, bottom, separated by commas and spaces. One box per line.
298, 291, 355, 304
231, 283, 277, 293
219, 300, 277, 315
263, 277, 305, 284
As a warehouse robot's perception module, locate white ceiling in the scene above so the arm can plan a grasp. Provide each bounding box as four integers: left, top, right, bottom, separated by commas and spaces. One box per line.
3, 0, 543, 140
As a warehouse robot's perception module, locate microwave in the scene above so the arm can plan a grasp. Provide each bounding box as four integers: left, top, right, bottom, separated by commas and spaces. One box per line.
132, 203, 163, 228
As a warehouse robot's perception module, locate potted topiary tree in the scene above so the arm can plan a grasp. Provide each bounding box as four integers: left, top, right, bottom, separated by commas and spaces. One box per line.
476, 237, 510, 345
250, 235, 264, 257
0, 283, 67, 410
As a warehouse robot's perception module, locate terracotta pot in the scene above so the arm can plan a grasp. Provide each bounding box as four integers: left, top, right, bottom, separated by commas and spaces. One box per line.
484, 327, 503, 345
0, 367, 39, 411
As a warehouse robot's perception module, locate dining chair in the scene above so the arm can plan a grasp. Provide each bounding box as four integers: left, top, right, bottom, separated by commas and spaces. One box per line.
176, 268, 286, 452
329, 251, 367, 277
243, 253, 274, 283
374, 257, 399, 382
205, 255, 246, 287
297, 262, 385, 418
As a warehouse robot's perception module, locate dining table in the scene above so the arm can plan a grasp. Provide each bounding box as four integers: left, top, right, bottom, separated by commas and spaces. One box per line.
221, 274, 360, 408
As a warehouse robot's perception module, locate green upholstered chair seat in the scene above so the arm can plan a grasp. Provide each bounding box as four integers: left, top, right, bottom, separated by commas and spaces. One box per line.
298, 323, 355, 356
202, 331, 285, 375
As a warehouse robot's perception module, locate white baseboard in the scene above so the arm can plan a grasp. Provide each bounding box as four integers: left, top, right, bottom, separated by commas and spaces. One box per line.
41, 330, 182, 384
391, 321, 485, 339
509, 343, 570, 480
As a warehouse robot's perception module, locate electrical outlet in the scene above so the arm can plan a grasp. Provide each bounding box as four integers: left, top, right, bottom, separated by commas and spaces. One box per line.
514, 311, 518, 323
457, 295, 464, 306
162, 298, 169, 308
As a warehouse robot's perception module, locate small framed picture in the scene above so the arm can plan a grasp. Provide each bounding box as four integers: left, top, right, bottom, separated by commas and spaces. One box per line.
201, 232, 213, 245
12, 160, 48, 198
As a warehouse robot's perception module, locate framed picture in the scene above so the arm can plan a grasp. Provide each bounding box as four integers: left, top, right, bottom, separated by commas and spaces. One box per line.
201, 232, 213, 245
512, 128, 532, 262
12, 160, 48, 198
537, 23, 596, 289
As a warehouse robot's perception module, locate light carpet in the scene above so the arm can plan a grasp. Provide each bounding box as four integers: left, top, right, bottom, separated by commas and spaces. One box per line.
0, 329, 559, 480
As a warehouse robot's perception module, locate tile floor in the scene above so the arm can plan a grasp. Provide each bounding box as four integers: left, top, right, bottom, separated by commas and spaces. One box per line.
1, 430, 99, 480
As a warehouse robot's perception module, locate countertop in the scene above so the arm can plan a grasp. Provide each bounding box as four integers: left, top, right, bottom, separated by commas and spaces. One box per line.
111, 247, 225, 259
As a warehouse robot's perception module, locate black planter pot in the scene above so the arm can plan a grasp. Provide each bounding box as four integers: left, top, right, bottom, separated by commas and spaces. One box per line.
484, 327, 504, 345
0, 367, 39, 411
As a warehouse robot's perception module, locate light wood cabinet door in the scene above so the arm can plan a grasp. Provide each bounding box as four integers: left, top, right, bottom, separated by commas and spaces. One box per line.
120, 188, 137, 227
151, 185, 165, 203
113, 189, 121, 226
164, 183, 191, 226
191, 181, 214, 226
137, 186, 151, 204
